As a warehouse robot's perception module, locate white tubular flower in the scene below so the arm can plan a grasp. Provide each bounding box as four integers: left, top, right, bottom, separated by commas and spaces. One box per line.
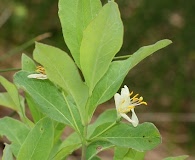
27, 73, 47, 79
114, 85, 147, 127
27, 66, 47, 80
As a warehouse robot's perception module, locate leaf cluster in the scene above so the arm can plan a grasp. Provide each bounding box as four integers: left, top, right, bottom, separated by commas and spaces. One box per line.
0, 0, 183, 160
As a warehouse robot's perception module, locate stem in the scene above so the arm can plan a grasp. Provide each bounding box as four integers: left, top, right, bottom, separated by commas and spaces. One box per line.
0, 68, 21, 73
81, 124, 87, 160
113, 55, 132, 60
81, 97, 91, 160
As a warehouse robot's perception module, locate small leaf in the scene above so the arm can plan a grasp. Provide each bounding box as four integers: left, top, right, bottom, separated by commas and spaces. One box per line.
14, 71, 83, 133
80, 1, 123, 94
17, 117, 54, 160
33, 42, 88, 116
88, 39, 172, 119
114, 147, 145, 160
58, 0, 102, 67
86, 141, 114, 160
163, 155, 189, 160
21, 54, 36, 72
51, 132, 81, 160
0, 117, 30, 156
99, 122, 161, 151
2, 144, 14, 160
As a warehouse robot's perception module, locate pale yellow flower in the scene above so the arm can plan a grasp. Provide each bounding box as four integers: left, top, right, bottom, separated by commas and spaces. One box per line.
114, 85, 147, 127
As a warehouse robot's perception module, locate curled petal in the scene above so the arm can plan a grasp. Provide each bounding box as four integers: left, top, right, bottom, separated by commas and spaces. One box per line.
27, 74, 47, 80
131, 108, 139, 127
120, 113, 134, 123
114, 93, 121, 109
121, 85, 130, 97
120, 112, 138, 127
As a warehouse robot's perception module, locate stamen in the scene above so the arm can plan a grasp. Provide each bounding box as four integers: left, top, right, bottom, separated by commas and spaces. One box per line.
132, 97, 139, 102
129, 91, 133, 96
137, 96, 147, 106
132, 94, 139, 99
139, 96, 143, 101
140, 101, 147, 105
128, 106, 135, 110
36, 66, 46, 75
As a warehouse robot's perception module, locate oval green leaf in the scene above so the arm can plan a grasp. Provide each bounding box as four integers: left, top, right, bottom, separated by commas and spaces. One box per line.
99, 122, 161, 151
14, 71, 83, 133
80, 1, 123, 94
33, 42, 88, 116
58, 0, 102, 67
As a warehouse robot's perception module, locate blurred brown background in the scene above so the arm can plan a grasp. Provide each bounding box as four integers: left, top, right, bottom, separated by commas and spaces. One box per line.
0, 0, 195, 159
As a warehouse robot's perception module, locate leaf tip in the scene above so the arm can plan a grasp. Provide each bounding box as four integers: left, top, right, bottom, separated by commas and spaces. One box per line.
165, 39, 173, 44
160, 39, 173, 46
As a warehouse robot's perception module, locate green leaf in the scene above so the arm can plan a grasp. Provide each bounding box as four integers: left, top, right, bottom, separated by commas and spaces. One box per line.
88, 109, 117, 137
51, 132, 81, 160
25, 93, 44, 123
88, 39, 172, 119
17, 117, 54, 160
14, 71, 83, 133
2, 144, 14, 160
0, 76, 23, 113
0, 117, 30, 156
33, 42, 88, 117
21, 54, 36, 72
114, 147, 145, 160
86, 141, 114, 160
0, 92, 19, 111
0, 76, 33, 126
58, 0, 102, 67
163, 155, 189, 160
80, 1, 123, 94
99, 122, 161, 151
